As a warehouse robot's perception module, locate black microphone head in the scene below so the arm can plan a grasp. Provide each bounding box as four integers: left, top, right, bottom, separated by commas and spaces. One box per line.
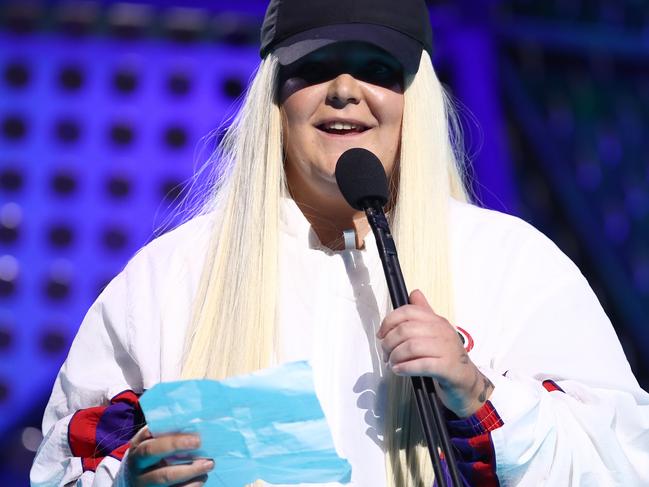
335, 148, 389, 210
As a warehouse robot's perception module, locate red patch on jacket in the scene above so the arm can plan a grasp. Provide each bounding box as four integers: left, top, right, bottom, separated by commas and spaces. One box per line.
456, 326, 474, 353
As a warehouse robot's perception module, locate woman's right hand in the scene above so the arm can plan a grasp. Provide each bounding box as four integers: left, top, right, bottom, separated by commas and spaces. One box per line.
125, 426, 214, 486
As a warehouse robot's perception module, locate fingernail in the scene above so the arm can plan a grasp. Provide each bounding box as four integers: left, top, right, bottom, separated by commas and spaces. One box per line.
200, 459, 214, 471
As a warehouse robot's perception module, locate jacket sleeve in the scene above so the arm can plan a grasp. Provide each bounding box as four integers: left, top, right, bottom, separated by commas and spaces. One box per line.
445, 227, 649, 486
30, 266, 146, 487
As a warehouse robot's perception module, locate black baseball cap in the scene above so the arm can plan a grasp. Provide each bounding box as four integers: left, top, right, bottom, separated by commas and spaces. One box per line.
260, 0, 433, 74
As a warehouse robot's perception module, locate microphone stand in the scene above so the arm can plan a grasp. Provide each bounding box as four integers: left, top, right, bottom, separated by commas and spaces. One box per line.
364, 200, 462, 487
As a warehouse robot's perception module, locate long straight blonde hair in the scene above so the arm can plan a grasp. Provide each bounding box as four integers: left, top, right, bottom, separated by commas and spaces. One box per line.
181, 50, 469, 486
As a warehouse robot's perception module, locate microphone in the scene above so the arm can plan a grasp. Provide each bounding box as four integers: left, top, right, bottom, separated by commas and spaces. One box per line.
334, 148, 389, 210
334, 148, 406, 307
334, 148, 462, 487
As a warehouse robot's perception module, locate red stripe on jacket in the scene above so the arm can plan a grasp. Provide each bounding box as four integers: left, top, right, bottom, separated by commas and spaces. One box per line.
68, 390, 144, 472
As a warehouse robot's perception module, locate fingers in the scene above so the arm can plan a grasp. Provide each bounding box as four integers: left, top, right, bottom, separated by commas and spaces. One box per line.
137, 459, 214, 487
377, 300, 437, 339
391, 357, 440, 376
131, 425, 153, 447
387, 340, 473, 383
130, 434, 201, 471
377, 289, 466, 378
408, 289, 432, 309
387, 338, 441, 370
379, 321, 435, 361
176, 474, 209, 487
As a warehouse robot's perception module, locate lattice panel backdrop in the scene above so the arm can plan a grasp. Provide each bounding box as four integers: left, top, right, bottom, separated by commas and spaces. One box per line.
2, 1, 649, 486
0, 14, 260, 450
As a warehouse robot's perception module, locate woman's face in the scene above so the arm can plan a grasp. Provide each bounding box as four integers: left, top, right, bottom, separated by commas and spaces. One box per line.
279, 42, 404, 205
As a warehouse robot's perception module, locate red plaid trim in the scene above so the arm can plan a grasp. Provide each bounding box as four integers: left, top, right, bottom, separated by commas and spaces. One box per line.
474, 401, 505, 432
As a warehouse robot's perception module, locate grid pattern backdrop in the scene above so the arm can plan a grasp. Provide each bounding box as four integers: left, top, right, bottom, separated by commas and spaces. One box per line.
1, 1, 648, 485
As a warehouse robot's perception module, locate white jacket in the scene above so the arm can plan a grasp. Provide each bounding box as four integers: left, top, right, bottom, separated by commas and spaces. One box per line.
30, 199, 649, 486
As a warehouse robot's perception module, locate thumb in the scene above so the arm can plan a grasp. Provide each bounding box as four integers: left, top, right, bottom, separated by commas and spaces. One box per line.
130, 424, 152, 447
409, 289, 433, 311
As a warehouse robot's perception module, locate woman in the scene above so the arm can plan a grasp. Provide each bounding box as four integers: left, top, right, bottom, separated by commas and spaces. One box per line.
31, 0, 649, 486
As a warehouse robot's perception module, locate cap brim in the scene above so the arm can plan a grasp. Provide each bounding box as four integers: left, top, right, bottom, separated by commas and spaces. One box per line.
272, 23, 423, 74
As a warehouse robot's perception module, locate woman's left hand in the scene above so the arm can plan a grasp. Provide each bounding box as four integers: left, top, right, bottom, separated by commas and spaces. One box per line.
377, 289, 494, 418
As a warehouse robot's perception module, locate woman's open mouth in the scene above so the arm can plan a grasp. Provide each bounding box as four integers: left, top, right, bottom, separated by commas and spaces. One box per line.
316, 121, 370, 135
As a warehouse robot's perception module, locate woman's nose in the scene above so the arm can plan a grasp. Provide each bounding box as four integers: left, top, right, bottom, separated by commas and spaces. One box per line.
326, 73, 362, 108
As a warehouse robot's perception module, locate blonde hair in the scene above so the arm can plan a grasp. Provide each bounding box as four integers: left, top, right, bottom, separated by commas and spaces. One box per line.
181, 51, 469, 486
385, 51, 468, 486
181, 55, 284, 379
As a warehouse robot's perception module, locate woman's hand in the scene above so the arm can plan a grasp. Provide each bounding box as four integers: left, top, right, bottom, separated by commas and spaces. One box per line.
125, 426, 214, 487
377, 289, 494, 418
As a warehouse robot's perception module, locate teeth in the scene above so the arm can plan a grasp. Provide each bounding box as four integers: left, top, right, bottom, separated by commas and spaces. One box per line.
324, 122, 363, 131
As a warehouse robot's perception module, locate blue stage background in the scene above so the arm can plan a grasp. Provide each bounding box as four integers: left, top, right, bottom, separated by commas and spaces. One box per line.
1, 1, 648, 485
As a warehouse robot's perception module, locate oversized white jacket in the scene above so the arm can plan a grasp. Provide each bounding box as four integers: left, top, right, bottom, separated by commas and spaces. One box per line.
30, 199, 649, 486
